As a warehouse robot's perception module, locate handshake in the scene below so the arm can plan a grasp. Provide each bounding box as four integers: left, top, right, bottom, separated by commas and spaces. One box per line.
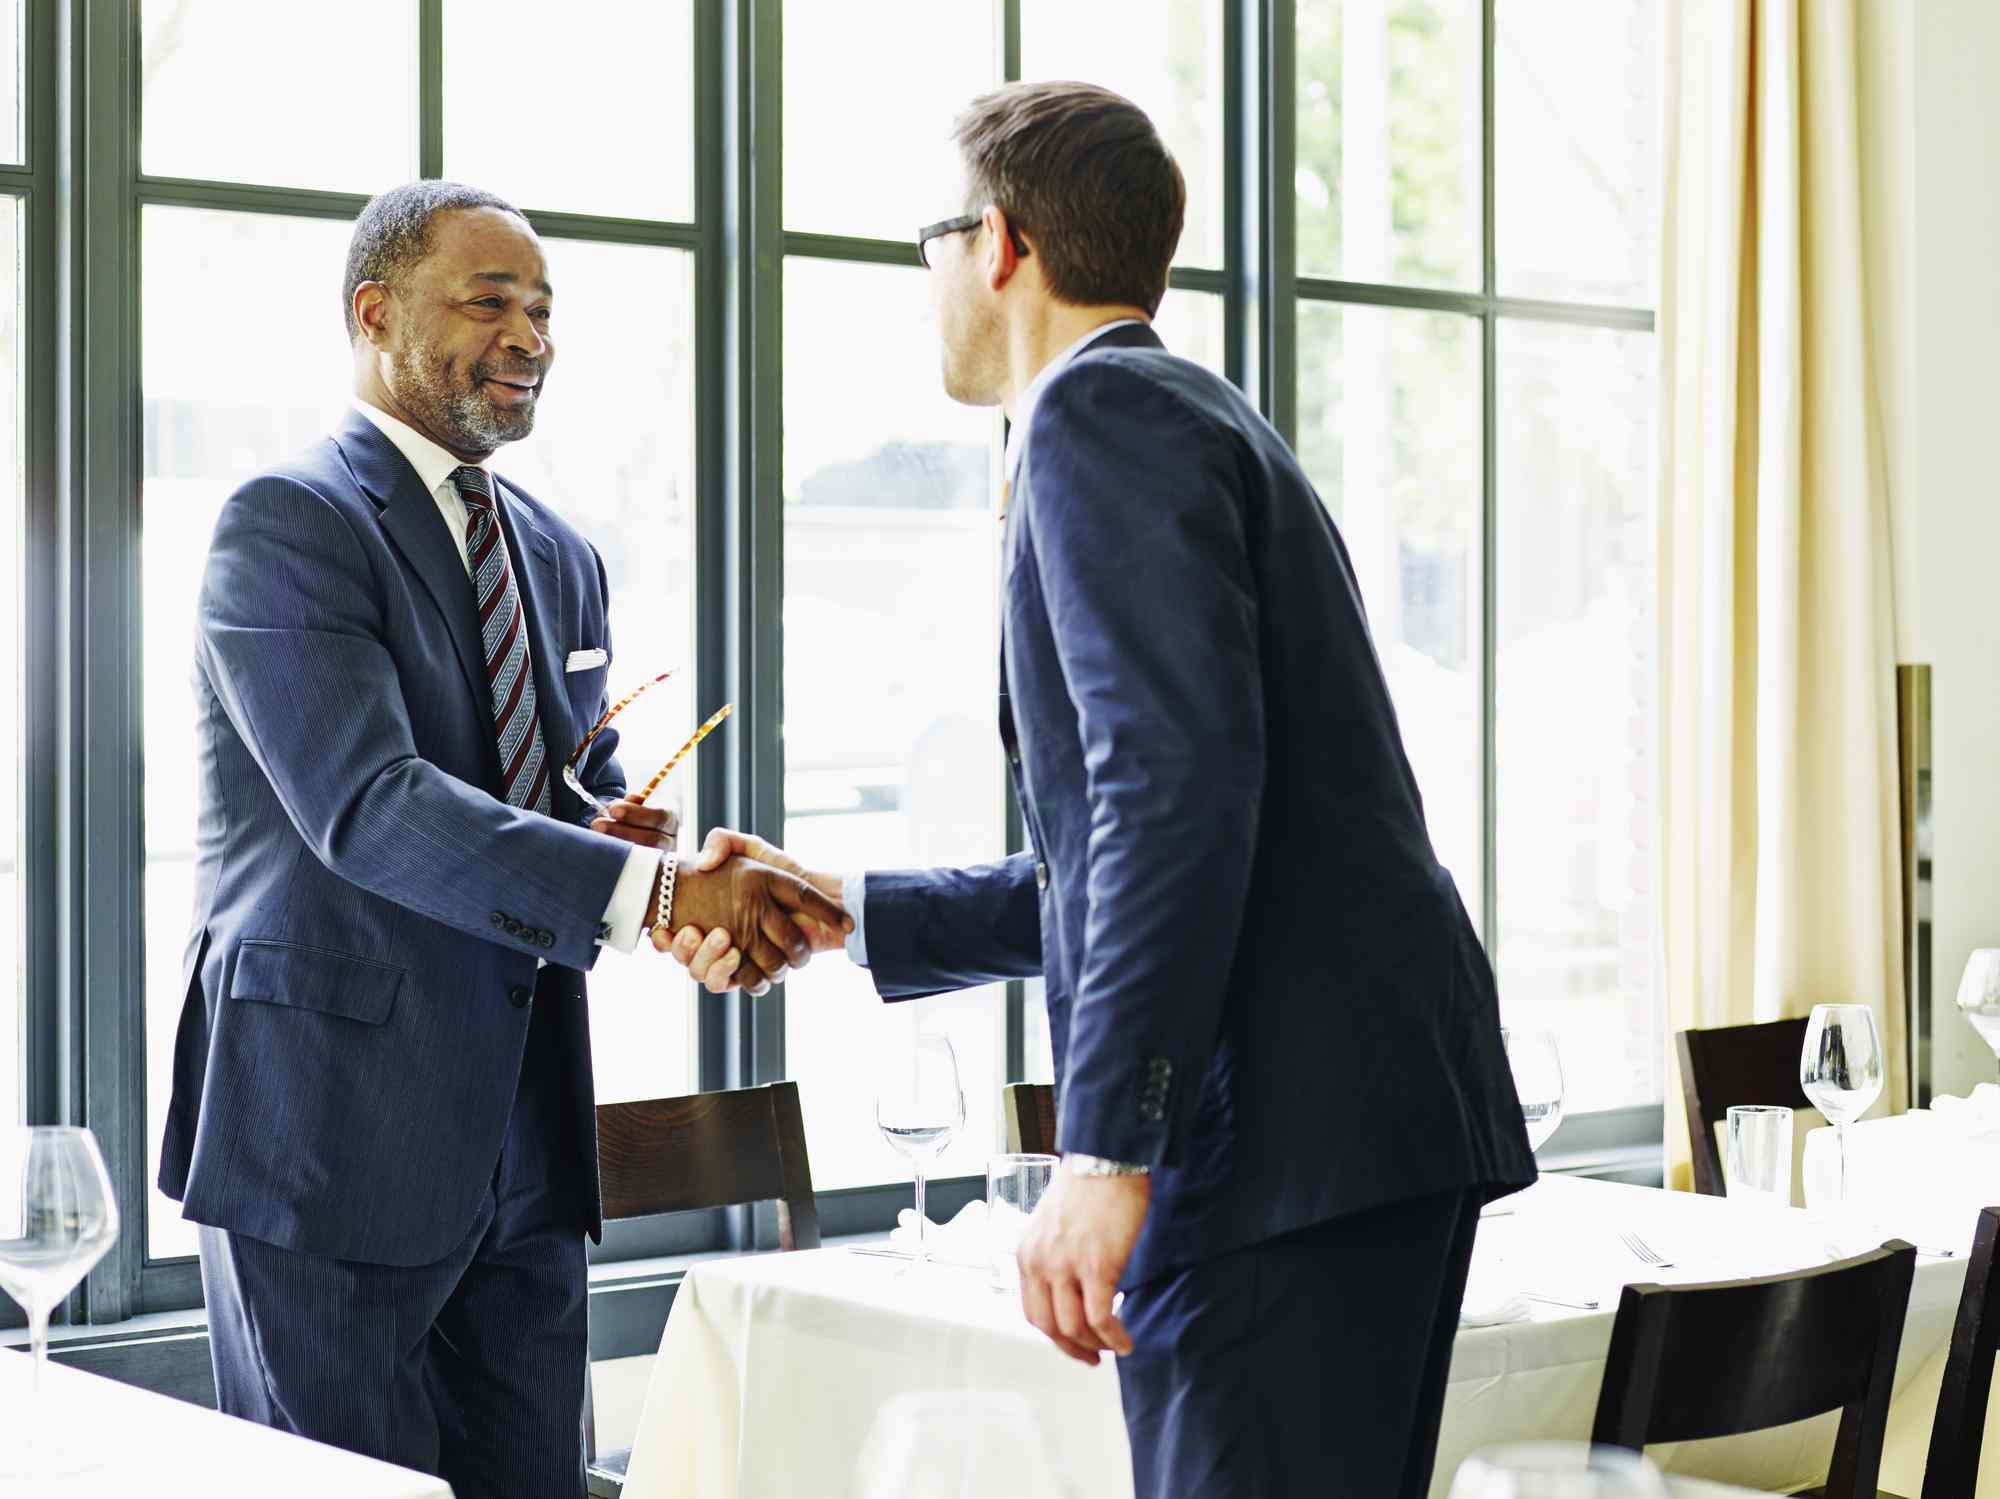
592, 800, 847, 995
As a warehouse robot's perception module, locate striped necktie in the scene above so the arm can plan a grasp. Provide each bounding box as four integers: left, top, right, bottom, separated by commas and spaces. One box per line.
451, 466, 553, 816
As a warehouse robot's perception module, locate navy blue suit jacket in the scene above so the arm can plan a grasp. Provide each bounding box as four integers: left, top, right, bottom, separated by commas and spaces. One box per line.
159, 409, 633, 1267
862, 325, 1535, 1287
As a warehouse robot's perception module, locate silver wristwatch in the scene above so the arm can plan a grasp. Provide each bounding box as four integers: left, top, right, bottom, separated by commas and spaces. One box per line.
1065, 1153, 1151, 1178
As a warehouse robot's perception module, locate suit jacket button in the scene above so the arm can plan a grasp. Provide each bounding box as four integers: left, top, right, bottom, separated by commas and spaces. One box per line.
1035, 862, 1049, 892
538, 931, 555, 951
503, 918, 522, 936
490, 911, 505, 928
509, 985, 531, 1008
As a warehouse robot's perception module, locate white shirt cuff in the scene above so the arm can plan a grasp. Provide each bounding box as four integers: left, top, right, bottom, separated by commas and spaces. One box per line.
599, 847, 664, 954
843, 872, 869, 967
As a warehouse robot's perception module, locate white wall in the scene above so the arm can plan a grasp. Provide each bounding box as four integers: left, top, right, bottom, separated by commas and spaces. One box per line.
1865, 0, 2000, 1097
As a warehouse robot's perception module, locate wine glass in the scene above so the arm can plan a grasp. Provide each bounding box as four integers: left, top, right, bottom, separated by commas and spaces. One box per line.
1449, 1442, 1669, 1498
876, 1034, 965, 1266
1502, 1028, 1565, 1157
0, 1127, 120, 1479
1956, 950, 2000, 1084
1799, 1003, 1885, 1206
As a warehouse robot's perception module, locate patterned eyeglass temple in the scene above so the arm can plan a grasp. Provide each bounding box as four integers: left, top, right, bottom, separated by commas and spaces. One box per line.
562, 672, 733, 830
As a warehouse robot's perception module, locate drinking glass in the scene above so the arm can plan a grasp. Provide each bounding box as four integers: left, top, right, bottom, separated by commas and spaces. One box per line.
876, 1034, 965, 1266
986, 1153, 1058, 1292
1800, 1003, 1885, 1206
1956, 950, 2000, 1083
1725, 1104, 1794, 1206
854, 1390, 1073, 1499
0, 1127, 121, 1480
1502, 1028, 1565, 1155
1448, 1442, 1670, 1498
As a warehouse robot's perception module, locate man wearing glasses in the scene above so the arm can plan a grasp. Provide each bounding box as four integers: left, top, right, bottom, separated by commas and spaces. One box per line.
158, 181, 844, 1499
671, 84, 1534, 1498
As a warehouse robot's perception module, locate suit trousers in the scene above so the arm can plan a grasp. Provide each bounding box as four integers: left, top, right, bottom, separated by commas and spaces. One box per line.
199, 968, 593, 1499
1115, 1188, 1483, 1499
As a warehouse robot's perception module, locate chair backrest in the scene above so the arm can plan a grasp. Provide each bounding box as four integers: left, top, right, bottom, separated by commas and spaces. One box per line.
595, 1080, 820, 1250
1003, 1082, 1057, 1157
1592, 1240, 1917, 1499
1674, 1016, 1811, 1195
1922, 1207, 2000, 1499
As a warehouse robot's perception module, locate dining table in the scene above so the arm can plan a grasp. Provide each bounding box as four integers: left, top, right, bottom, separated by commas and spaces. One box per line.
0, 1345, 453, 1497
618, 1172, 1970, 1498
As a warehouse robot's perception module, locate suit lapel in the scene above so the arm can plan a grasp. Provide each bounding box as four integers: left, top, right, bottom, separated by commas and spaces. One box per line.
494, 480, 576, 819
334, 410, 494, 719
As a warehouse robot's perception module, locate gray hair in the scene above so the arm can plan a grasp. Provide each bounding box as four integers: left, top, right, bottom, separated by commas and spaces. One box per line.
342, 180, 527, 340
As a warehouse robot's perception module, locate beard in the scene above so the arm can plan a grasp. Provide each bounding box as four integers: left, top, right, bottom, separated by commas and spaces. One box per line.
387, 342, 541, 453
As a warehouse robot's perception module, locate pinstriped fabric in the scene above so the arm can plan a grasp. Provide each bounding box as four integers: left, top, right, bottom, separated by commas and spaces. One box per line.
452, 466, 552, 816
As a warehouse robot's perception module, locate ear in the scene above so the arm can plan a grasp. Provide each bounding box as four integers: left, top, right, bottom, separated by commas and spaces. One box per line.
981, 204, 1025, 293
353, 281, 393, 348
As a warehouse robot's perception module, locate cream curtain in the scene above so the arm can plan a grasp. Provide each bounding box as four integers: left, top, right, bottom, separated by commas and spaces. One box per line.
1659, 0, 1905, 1189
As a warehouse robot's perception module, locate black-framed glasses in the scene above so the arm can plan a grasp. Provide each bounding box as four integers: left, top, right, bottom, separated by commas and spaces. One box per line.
916, 211, 1031, 269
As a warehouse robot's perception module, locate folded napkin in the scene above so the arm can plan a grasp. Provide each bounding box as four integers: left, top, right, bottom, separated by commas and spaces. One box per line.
886, 1200, 991, 1265
1458, 1279, 1531, 1327
1928, 1083, 2000, 1135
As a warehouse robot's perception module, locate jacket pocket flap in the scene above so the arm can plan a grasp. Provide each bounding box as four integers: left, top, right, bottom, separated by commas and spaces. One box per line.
229, 940, 405, 1026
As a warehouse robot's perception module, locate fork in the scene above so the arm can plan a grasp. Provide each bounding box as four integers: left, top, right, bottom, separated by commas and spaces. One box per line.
1620, 1230, 1674, 1268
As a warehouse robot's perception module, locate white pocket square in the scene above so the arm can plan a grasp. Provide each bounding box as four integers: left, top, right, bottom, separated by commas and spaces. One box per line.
564, 648, 608, 673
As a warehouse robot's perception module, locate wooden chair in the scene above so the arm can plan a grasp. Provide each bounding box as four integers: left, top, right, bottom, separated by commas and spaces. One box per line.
1003, 1081, 1057, 1156
1918, 1207, 2000, 1498
1675, 1016, 1812, 1196
1591, 1240, 1917, 1499
584, 1081, 819, 1499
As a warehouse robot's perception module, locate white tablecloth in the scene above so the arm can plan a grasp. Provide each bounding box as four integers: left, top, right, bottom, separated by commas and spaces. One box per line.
0, 1347, 452, 1498
623, 1175, 1966, 1499
1802, 1092, 2000, 1248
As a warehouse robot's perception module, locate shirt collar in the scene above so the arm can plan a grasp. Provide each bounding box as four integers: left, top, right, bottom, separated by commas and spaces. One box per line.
352, 398, 489, 498
1002, 318, 1147, 487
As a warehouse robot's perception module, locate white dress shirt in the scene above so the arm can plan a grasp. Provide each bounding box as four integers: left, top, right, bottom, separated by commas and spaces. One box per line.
843, 317, 1147, 967
353, 400, 660, 956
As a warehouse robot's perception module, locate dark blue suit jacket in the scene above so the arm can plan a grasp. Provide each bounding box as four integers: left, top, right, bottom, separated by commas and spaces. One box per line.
159, 409, 633, 1266
862, 325, 1535, 1287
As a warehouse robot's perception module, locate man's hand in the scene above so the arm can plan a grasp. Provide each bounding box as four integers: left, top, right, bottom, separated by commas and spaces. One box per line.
655, 829, 849, 994
590, 798, 678, 850
1016, 1165, 1150, 1365
654, 854, 850, 999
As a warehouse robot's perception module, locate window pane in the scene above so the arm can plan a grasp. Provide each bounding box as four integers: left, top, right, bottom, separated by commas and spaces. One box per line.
445, 1, 694, 222
1295, 301, 1482, 918
141, 215, 699, 1259
1155, 289, 1224, 378
0, 198, 20, 1125
1296, 0, 1481, 289
782, 257, 1003, 1191
0, 0, 19, 164
1497, 319, 1656, 1111
142, 1, 416, 191
784, 1, 995, 240
492, 239, 698, 1109
142, 208, 356, 1259
1021, 0, 1224, 269
1496, 0, 1659, 305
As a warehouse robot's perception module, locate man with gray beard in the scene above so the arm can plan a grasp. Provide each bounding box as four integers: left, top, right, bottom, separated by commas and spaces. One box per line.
159, 180, 842, 1498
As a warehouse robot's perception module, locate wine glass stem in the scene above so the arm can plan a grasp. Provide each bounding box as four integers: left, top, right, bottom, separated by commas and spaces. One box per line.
914, 1165, 928, 1265
1836, 1122, 1848, 1204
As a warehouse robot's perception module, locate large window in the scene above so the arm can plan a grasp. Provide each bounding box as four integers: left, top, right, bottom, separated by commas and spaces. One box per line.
15, 0, 1662, 1335
135, 1, 700, 1262
1296, 0, 1659, 1113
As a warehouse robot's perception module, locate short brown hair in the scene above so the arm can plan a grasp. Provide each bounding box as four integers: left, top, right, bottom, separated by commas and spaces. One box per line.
951, 81, 1185, 317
